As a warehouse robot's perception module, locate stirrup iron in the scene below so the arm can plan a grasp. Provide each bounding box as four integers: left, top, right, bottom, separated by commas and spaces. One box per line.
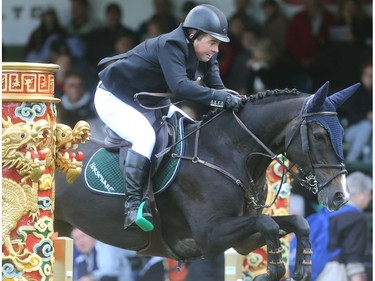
135, 201, 154, 231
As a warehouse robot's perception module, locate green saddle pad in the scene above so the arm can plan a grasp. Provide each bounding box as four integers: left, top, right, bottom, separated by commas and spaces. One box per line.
84, 117, 185, 196
84, 148, 124, 196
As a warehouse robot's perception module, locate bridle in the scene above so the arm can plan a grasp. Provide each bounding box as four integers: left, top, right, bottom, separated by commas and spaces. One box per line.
283, 111, 347, 194
233, 96, 347, 198
288, 96, 348, 194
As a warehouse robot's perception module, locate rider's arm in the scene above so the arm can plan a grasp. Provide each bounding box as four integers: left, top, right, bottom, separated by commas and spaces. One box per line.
158, 39, 228, 107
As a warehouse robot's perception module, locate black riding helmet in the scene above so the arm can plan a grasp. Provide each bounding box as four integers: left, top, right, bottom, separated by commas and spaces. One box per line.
182, 4, 230, 43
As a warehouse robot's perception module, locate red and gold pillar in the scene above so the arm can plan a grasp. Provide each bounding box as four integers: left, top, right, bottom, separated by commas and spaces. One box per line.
1, 62, 90, 281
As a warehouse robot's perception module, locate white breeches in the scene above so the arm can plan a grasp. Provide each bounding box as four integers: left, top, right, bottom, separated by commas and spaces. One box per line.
94, 86, 156, 159
94, 85, 192, 159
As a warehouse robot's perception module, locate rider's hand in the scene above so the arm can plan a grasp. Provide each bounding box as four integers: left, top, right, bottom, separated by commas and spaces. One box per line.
224, 94, 246, 112
209, 92, 246, 112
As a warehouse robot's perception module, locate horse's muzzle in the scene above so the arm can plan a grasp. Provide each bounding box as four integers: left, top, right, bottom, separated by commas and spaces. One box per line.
331, 191, 349, 210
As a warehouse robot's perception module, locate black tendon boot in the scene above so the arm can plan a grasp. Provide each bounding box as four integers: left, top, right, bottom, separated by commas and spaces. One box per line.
123, 149, 153, 231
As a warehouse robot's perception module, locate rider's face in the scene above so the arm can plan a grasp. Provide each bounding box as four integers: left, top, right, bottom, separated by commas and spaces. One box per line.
192, 34, 220, 62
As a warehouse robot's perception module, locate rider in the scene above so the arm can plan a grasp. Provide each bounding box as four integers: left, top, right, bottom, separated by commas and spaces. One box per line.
94, 4, 246, 231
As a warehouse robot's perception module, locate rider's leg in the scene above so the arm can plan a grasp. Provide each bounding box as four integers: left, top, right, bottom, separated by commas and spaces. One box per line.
94, 86, 155, 230
122, 148, 152, 229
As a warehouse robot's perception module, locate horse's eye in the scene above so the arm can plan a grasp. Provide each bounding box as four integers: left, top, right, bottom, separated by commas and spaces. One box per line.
313, 132, 326, 141
311, 125, 328, 141
20, 133, 25, 138
62, 133, 66, 137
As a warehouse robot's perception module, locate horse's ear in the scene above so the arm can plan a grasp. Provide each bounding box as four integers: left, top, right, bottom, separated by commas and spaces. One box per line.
328, 83, 361, 109
308, 81, 330, 111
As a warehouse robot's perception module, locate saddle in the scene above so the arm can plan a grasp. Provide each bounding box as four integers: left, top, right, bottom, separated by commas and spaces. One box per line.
84, 112, 194, 259
85, 112, 187, 194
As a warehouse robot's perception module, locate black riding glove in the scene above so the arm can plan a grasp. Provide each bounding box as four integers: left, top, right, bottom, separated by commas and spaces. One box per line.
224, 94, 246, 112
209, 92, 246, 112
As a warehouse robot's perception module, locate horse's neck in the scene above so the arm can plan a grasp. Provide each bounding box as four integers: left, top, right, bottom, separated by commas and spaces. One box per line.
185, 96, 303, 177
241, 97, 304, 179
248, 102, 296, 144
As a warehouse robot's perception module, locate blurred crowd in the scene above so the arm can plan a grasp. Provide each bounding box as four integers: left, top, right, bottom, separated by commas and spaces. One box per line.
11, 0, 372, 164
71, 227, 219, 281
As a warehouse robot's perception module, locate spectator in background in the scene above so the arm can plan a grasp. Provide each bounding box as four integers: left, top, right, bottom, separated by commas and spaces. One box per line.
334, 0, 372, 47
179, 1, 197, 22
316, 171, 372, 281
343, 59, 372, 163
286, 0, 334, 91
53, 53, 72, 99
319, 0, 372, 91
86, 3, 138, 67
228, 13, 250, 53
217, 13, 249, 83
113, 33, 137, 56
137, 0, 178, 41
67, 0, 101, 37
260, 0, 289, 66
228, 0, 260, 31
219, 10, 257, 84
97, 33, 138, 70
56, 72, 97, 128
25, 8, 67, 62
48, 39, 98, 96
141, 14, 172, 41
71, 228, 136, 281
49, 38, 72, 64
245, 38, 275, 92
259, 0, 293, 89
65, 0, 102, 59
227, 27, 258, 95
228, 30, 279, 94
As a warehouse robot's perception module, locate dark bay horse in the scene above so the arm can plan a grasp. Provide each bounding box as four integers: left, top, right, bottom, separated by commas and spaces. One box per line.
55, 82, 359, 281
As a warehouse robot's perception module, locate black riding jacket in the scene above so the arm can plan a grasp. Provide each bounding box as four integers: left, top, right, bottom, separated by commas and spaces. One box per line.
98, 24, 227, 111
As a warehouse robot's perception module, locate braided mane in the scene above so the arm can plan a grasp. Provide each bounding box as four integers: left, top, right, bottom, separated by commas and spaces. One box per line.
202, 88, 303, 120
247, 88, 301, 103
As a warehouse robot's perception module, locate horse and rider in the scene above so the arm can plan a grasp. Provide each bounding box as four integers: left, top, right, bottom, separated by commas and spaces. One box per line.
55, 4, 360, 281
94, 4, 246, 231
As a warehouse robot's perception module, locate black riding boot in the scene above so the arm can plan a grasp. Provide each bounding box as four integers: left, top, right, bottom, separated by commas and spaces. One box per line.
123, 149, 153, 231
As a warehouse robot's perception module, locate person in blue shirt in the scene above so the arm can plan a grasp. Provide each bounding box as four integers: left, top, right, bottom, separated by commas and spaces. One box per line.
71, 228, 136, 281
316, 171, 372, 281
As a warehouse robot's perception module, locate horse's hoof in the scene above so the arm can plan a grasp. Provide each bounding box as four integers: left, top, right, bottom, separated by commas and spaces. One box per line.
293, 267, 312, 281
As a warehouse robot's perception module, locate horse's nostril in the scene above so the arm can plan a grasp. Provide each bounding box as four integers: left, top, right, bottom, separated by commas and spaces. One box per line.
333, 191, 346, 207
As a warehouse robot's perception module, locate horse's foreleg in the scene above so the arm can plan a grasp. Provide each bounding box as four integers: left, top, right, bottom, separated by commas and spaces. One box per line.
272, 215, 312, 281
198, 214, 285, 281
252, 214, 286, 281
